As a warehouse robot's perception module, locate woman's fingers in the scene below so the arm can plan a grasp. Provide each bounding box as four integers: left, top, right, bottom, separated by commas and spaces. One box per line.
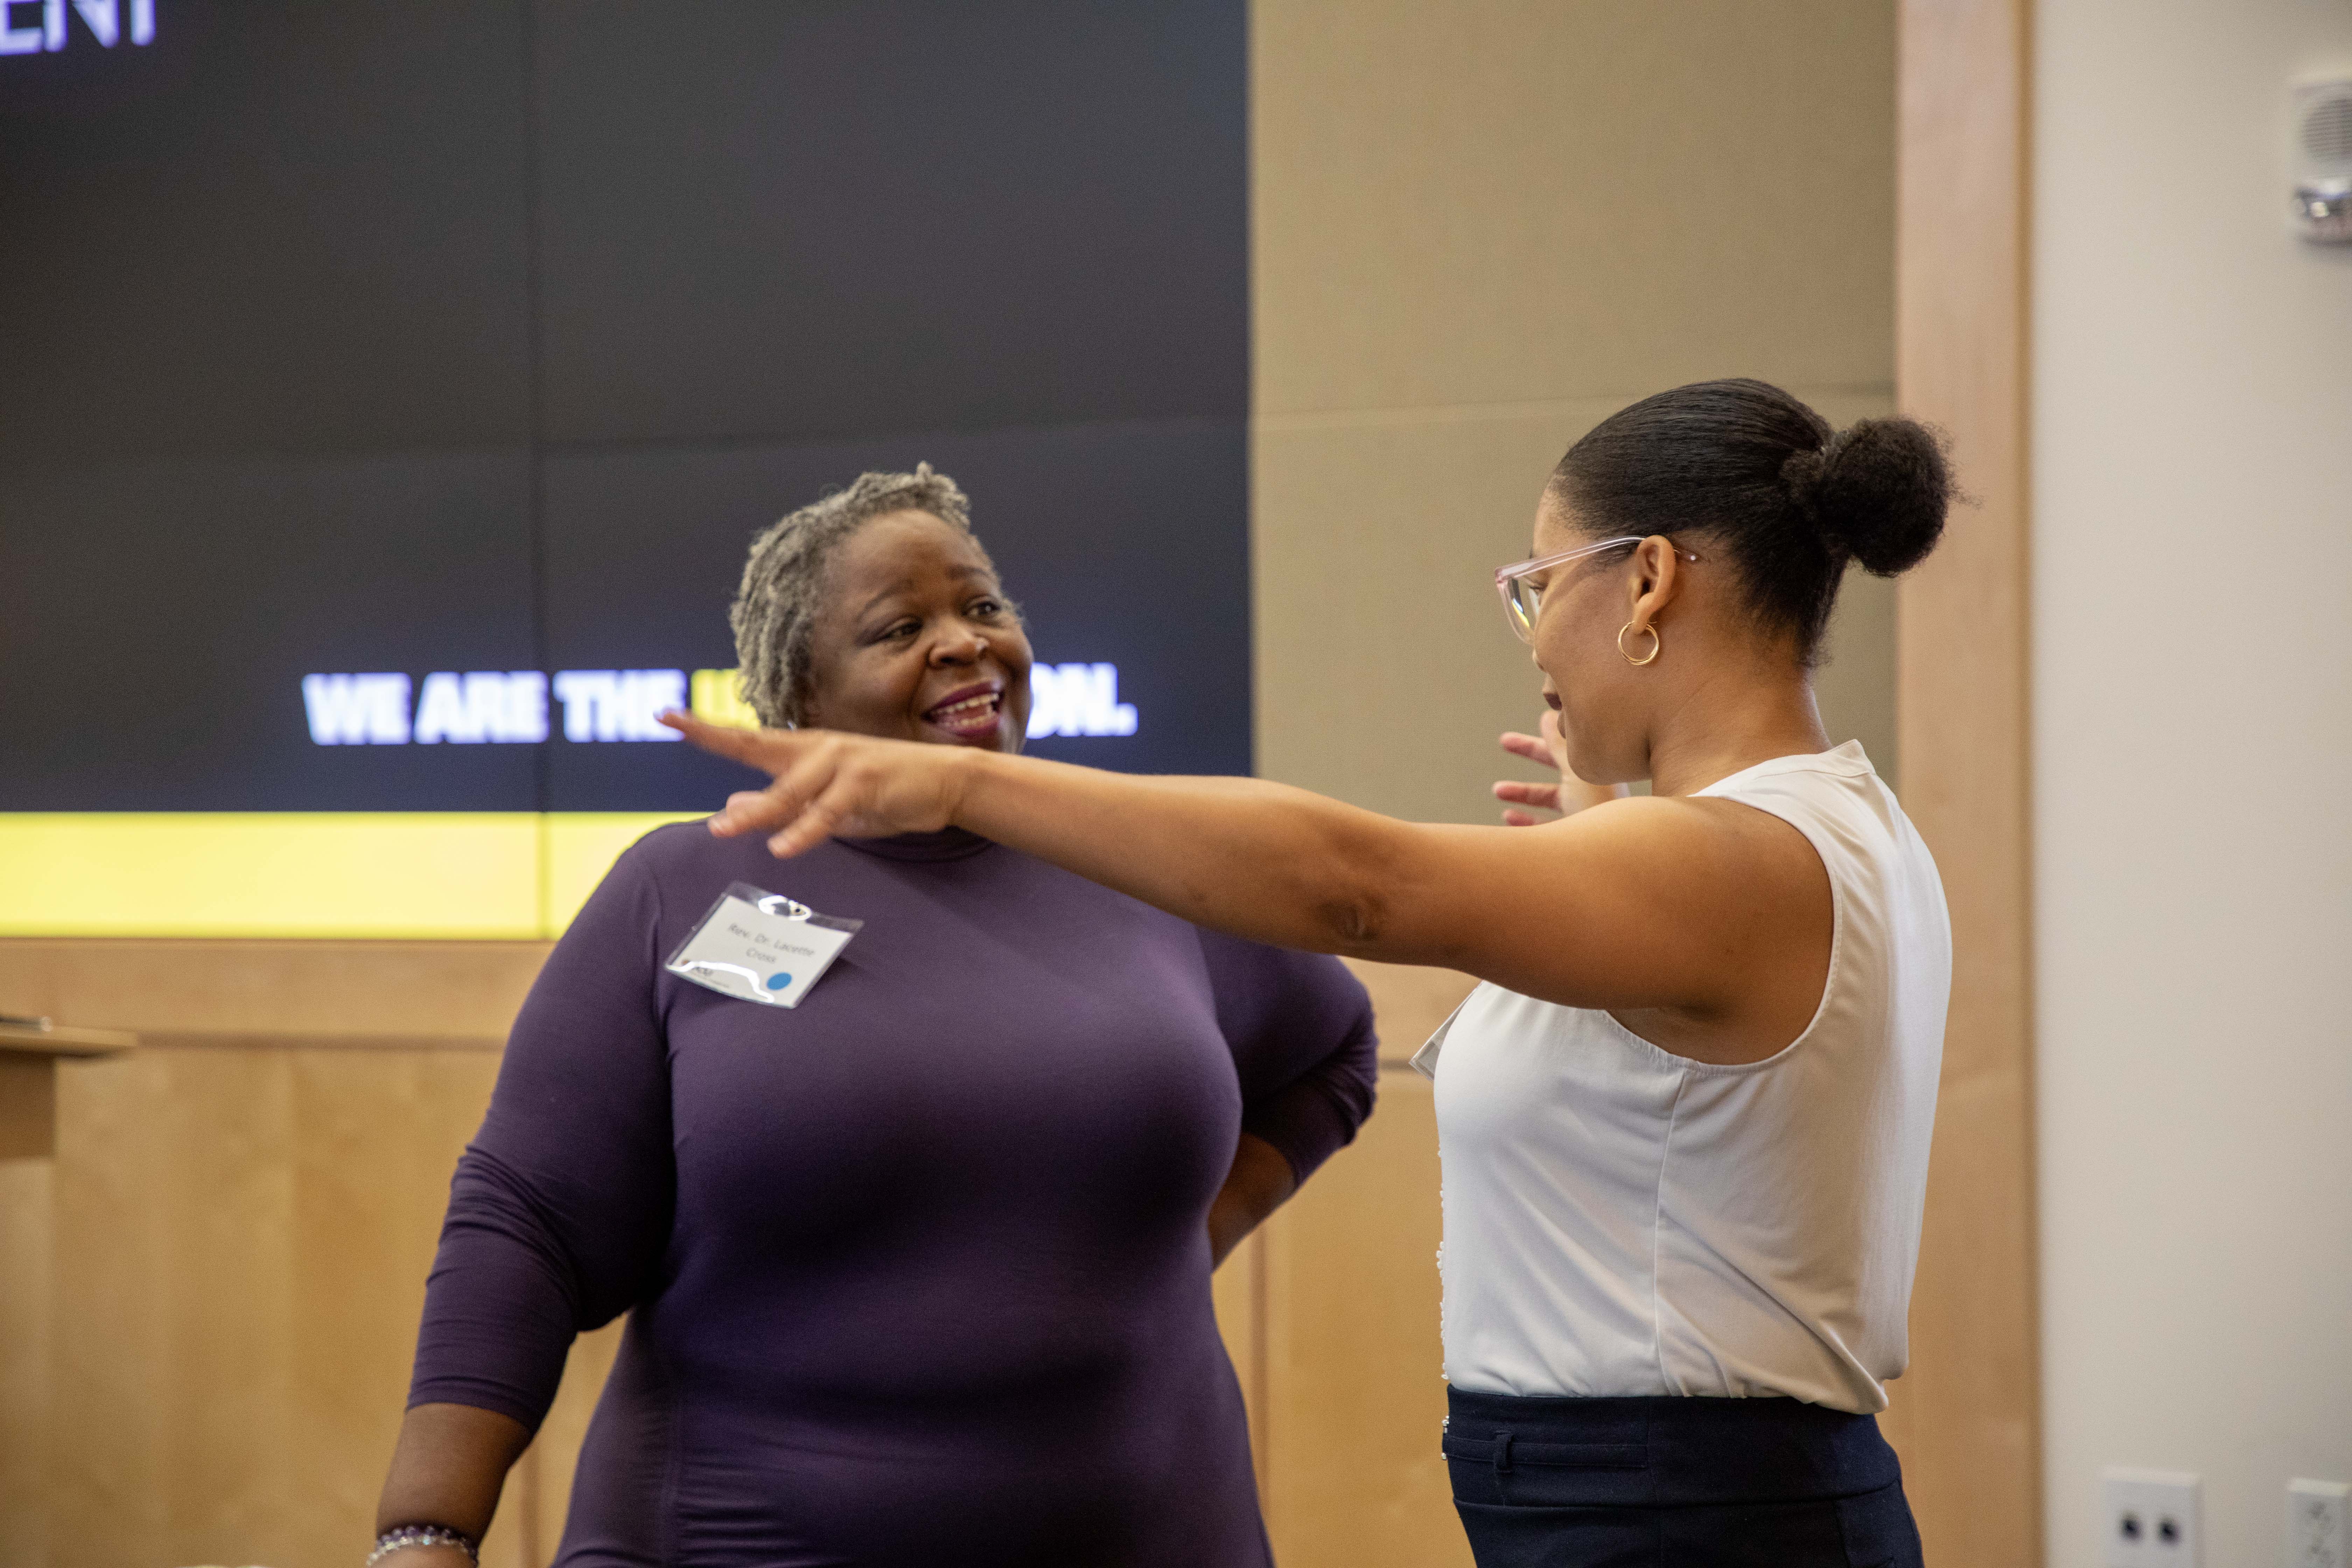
735, 741, 848, 846
1498, 724, 1570, 826
662, 712, 969, 852
1496, 766, 1571, 827
1492, 778, 1560, 827
661, 709, 840, 839
660, 707, 777, 763
1493, 779, 1563, 810
766, 804, 836, 858
709, 789, 782, 837
662, 711, 830, 785
1498, 730, 1556, 769
768, 773, 864, 858
1501, 713, 1624, 822
767, 750, 921, 857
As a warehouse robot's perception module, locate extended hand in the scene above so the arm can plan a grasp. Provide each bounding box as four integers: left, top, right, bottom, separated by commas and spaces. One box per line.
1491, 709, 1623, 826
660, 710, 975, 856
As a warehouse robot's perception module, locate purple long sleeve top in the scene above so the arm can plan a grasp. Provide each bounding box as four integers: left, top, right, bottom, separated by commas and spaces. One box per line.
408, 822, 1378, 1567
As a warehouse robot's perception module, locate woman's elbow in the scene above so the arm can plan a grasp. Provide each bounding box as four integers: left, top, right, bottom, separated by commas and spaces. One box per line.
1311, 886, 1392, 958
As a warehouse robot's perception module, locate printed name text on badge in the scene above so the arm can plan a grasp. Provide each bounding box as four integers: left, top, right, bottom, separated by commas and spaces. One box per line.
665, 882, 862, 1008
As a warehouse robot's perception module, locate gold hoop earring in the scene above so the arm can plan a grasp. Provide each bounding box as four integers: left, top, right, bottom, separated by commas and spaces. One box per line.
1617, 621, 1661, 666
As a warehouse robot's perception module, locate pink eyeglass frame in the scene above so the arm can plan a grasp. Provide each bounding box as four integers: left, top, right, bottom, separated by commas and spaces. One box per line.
1493, 535, 1702, 643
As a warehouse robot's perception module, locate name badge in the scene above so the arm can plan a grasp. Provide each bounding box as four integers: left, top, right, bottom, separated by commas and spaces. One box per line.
664, 881, 862, 1008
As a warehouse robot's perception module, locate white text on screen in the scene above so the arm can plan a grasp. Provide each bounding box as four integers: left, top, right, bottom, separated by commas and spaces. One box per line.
302, 666, 1140, 745
0, 0, 155, 55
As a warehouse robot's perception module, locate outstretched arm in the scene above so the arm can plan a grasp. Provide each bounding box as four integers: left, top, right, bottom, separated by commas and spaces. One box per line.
659, 711, 1821, 1032
667, 710, 1485, 966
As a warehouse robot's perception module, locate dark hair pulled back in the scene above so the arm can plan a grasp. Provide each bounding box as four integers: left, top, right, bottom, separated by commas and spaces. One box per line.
1549, 378, 1951, 662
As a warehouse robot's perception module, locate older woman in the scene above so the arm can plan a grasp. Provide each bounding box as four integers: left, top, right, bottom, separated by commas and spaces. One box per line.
370, 466, 1378, 1568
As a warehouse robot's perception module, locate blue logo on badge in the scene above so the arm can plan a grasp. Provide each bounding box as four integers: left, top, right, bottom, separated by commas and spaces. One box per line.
766, 972, 793, 990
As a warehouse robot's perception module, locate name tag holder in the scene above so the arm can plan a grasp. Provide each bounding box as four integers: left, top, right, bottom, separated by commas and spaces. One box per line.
664, 881, 862, 1008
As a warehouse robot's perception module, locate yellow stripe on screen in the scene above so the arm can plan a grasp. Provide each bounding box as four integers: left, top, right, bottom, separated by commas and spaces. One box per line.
0, 669, 760, 939
0, 812, 707, 939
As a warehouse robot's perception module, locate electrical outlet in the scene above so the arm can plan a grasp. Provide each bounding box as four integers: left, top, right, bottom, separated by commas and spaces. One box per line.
2288, 1479, 2350, 1568
2104, 1468, 2201, 1568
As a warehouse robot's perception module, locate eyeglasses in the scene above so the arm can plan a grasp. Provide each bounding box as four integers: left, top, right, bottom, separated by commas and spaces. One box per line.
1494, 536, 1701, 643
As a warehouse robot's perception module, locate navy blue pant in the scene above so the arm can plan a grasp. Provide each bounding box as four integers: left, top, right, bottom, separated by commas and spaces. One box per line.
1443, 1390, 1925, 1568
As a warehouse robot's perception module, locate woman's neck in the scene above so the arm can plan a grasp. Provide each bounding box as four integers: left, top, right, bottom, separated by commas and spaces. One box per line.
1644, 666, 1830, 798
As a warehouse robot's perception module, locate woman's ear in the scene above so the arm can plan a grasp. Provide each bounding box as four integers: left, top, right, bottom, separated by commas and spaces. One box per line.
1624, 534, 1686, 631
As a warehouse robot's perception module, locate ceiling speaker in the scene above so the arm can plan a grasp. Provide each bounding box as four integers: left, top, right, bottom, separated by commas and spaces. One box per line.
2291, 77, 2352, 243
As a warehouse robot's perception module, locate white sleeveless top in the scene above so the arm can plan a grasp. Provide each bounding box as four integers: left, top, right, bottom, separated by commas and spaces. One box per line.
1424, 742, 1948, 1414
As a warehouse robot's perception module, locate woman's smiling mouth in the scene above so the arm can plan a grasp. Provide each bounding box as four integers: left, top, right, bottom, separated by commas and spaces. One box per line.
924, 682, 1005, 741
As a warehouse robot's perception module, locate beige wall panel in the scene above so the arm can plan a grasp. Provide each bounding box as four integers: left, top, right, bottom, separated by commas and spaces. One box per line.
1818, 568, 1901, 786
1252, 0, 1894, 418
48, 1051, 298, 1568
1253, 403, 1590, 823
1255, 388, 1895, 822
1893, 0, 2039, 1561
1340, 959, 1479, 1065
0, 939, 549, 1040
0, 1158, 51, 1568
0, 941, 555, 1560
1263, 1068, 1466, 1568
37, 1048, 541, 1568
285, 1051, 513, 1565
1259, 964, 1476, 1565
0, 1060, 52, 1163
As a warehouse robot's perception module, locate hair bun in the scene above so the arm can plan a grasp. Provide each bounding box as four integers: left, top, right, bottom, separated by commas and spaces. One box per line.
1795, 417, 1951, 576
1779, 446, 1828, 498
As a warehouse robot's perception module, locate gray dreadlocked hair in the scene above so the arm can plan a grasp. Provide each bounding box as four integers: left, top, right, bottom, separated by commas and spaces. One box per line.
729, 463, 1002, 727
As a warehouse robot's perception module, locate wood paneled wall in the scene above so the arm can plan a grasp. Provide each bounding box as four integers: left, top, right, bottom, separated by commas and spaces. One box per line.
1261, 962, 1475, 1568
0, 944, 1476, 1568
0, 940, 556, 1568
0, 1156, 50, 1568
1888, 0, 2042, 1562
1250, 0, 1903, 825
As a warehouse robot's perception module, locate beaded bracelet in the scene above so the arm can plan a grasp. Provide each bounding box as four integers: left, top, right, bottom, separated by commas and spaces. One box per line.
365, 1524, 479, 1566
